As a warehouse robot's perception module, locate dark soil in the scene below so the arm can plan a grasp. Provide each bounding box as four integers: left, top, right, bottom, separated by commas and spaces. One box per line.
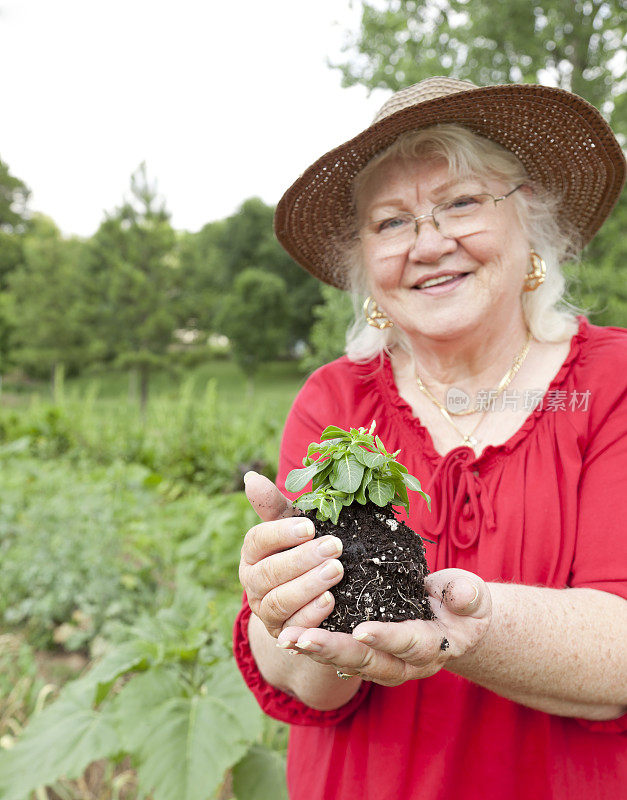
306, 501, 434, 634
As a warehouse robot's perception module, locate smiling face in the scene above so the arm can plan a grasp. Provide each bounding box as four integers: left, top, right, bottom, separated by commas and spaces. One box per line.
356, 157, 531, 343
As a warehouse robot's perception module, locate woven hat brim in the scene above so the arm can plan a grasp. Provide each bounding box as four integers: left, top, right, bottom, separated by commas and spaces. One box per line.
274, 83, 626, 289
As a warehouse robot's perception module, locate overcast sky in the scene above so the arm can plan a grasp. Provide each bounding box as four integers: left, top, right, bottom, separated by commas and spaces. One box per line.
0, 0, 391, 237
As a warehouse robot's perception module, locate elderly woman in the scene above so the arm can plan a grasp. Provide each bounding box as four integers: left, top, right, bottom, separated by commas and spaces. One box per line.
234, 78, 627, 799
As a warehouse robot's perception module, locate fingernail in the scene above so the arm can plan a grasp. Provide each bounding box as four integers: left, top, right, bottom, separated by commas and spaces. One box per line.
317, 537, 342, 557
353, 631, 374, 643
457, 579, 480, 610
296, 640, 321, 652
276, 639, 292, 649
243, 471, 257, 487
320, 560, 343, 580
293, 519, 315, 539
315, 591, 333, 608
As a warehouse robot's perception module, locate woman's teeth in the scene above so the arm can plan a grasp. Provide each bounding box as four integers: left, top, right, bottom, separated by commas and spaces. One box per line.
417, 274, 464, 289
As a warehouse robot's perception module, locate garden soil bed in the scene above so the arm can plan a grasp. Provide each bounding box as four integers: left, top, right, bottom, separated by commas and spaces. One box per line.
306, 501, 434, 633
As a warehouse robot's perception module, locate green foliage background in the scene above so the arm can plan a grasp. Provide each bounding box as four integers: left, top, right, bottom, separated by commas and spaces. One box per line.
0, 366, 298, 799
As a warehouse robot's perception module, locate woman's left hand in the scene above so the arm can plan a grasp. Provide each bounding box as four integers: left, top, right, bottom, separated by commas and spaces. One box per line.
276, 568, 492, 686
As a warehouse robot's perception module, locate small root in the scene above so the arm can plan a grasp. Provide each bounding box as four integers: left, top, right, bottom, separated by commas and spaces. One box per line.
396, 589, 424, 615
356, 576, 383, 610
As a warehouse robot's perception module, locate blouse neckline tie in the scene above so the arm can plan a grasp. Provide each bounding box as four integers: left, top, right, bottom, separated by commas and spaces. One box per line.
419, 448, 496, 549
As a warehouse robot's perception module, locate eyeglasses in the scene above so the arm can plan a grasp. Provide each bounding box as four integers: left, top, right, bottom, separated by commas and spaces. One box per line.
360, 184, 523, 257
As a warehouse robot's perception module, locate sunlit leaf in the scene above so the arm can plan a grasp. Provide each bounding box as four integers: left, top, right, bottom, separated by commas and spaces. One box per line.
134, 662, 263, 800
368, 478, 395, 507
402, 473, 423, 491
0, 681, 120, 800
330, 454, 364, 493
349, 443, 387, 469
233, 745, 288, 800
320, 426, 350, 441
285, 461, 328, 492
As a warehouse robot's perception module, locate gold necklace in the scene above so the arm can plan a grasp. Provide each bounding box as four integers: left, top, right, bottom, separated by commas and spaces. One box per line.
415, 331, 533, 448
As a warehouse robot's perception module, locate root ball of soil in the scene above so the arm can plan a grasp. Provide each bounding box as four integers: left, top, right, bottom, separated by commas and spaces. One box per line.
306, 501, 433, 633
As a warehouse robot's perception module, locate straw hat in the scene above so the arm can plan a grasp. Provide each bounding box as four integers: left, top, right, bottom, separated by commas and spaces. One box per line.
274, 76, 626, 289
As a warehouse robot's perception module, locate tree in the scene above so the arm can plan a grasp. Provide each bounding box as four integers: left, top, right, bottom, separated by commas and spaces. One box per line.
0, 156, 30, 232
179, 198, 322, 346
88, 164, 179, 410
335, 1, 626, 131
0, 156, 31, 373
175, 219, 228, 334
6, 215, 91, 384
217, 268, 290, 383
564, 192, 627, 327
300, 284, 355, 373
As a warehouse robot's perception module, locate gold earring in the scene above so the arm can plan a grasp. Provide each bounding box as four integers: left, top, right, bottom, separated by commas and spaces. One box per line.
363, 296, 394, 329
523, 250, 546, 292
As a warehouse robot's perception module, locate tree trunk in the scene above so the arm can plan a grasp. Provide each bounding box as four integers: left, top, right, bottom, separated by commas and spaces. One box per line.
52, 362, 65, 404
139, 366, 149, 416
128, 368, 139, 403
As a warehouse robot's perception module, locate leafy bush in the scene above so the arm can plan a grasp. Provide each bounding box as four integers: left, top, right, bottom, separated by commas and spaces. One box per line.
0, 367, 293, 797
0, 635, 46, 745
0, 458, 172, 649
0, 583, 287, 800
0, 378, 282, 492
0, 454, 257, 651
0, 382, 282, 493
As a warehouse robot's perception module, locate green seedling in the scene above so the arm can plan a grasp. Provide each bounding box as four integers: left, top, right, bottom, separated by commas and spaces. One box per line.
285, 421, 430, 525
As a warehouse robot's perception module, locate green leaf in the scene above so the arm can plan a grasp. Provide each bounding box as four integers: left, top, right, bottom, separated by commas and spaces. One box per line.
233, 745, 288, 800
402, 473, 423, 492
341, 492, 355, 506
349, 443, 387, 469
392, 480, 409, 511
375, 435, 389, 454
368, 478, 395, 507
388, 460, 408, 475
330, 454, 364, 493
355, 467, 372, 504
109, 665, 184, 753
328, 495, 343, 525
418, 489, 432, 511
134, 661, 263, 800
87, 639, 157, 705
285, 461, 328, 493
311, 461, 334, 490
320, 426, 350, 441
293, 493, 318, 512
317, 498, 332, 520
0, 680, 120, 800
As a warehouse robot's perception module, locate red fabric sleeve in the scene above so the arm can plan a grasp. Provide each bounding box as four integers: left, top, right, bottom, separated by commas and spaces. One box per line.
232, 362, 372, 726
570, 327, 627, 732
570, 331, 627, 600
233, 597, 371, 727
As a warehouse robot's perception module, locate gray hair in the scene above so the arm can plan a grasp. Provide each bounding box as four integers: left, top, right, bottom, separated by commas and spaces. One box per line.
341, 125, 582, 362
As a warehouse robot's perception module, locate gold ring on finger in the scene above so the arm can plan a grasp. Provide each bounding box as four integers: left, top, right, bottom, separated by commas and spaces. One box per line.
336, 670, 358, 680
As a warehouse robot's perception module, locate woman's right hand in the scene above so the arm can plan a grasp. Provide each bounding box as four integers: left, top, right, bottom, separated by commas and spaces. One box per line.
239, 471, 344, 639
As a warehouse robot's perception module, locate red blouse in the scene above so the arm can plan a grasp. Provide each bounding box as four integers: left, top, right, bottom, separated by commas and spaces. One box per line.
234, 317, 627, 800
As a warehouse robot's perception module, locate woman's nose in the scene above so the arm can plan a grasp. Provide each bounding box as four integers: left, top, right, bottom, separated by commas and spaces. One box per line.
407, 217, 457, 262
